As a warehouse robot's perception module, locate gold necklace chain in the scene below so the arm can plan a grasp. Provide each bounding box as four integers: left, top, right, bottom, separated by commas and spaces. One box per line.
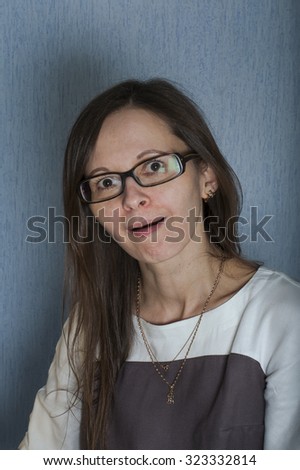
136, 255, 225, 405
139, 318, 198, 372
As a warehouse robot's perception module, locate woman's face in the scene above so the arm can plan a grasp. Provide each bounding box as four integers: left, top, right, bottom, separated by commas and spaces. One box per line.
85, 107, 216, 265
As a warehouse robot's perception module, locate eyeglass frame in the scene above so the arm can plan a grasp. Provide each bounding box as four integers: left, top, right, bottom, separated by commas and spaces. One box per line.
78, 152, 201, 204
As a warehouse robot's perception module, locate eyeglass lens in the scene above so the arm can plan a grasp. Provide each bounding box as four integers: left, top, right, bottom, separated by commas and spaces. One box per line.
80, 153, 183, 203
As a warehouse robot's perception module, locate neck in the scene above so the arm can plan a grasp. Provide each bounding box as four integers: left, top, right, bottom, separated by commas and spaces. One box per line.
137, 248, 224, 325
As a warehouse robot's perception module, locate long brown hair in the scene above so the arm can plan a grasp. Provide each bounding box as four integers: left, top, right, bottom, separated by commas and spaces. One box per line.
63, 78, 252, 449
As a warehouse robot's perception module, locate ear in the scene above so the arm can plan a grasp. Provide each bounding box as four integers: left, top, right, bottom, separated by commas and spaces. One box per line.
199, 164, 218, 201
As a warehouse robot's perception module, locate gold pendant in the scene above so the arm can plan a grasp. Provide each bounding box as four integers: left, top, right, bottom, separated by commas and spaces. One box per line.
167, 386, 175, 405
162, 364, 169, 371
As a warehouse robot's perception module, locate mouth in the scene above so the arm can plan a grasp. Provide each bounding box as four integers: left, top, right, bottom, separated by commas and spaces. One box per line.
129, 217, 165, 236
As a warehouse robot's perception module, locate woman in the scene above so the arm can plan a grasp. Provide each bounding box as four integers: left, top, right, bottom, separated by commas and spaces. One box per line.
20, 79, 300, 450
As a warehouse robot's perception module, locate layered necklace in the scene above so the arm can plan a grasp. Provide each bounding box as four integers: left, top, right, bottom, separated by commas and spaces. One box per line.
136, 255, 225, 405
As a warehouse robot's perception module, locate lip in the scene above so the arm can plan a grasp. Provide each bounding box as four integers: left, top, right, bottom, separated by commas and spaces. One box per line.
128, 217, 165, 237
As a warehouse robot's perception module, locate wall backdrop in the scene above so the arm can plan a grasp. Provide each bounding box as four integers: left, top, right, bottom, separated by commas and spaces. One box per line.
1, 0, 299, 449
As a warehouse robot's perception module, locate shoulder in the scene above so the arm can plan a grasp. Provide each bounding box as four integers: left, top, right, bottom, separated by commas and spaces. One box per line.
255, 266, 300, 290
229, 267, 300, 374
236, 266, 300, 339
247, 267, 300, 315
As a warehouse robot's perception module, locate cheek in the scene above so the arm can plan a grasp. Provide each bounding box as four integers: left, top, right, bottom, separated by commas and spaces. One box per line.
92, 204, 127, 242
166, 180, 203, 217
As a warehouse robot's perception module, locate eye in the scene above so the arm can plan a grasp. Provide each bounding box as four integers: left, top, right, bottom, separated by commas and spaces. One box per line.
98, 177, 114, 189
91, 175, 121, 192
144, 159, 166, 174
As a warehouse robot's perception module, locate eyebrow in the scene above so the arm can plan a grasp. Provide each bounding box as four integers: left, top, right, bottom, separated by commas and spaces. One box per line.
86, 149, 168, 178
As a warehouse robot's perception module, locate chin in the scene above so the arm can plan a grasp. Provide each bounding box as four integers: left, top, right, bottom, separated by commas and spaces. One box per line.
123, 239, 192, 266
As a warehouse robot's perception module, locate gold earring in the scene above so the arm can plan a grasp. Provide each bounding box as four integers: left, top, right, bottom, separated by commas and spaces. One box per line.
204, 190, 215, 203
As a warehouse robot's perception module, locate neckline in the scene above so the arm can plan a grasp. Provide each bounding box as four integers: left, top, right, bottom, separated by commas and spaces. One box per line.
136, 266, 265, 329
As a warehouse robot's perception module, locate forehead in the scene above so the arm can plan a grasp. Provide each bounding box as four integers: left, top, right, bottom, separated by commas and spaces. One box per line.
85, 107, 187, 174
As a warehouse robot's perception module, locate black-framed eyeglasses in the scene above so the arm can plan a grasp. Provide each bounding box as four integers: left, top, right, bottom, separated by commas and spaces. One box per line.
78, 153, 201, 204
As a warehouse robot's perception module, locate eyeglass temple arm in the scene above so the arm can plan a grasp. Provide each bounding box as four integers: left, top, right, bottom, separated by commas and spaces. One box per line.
182, 153, 201, 163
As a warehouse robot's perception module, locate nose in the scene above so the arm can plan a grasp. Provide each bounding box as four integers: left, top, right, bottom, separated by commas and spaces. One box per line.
121, 176, 149, 211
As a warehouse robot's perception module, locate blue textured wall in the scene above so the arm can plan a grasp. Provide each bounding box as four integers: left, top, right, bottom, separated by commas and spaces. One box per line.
1, 0, 299, 449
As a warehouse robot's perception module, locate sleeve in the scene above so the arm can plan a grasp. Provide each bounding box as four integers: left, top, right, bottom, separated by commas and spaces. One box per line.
263, 276, 300, 449
19, 320, 82, 450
